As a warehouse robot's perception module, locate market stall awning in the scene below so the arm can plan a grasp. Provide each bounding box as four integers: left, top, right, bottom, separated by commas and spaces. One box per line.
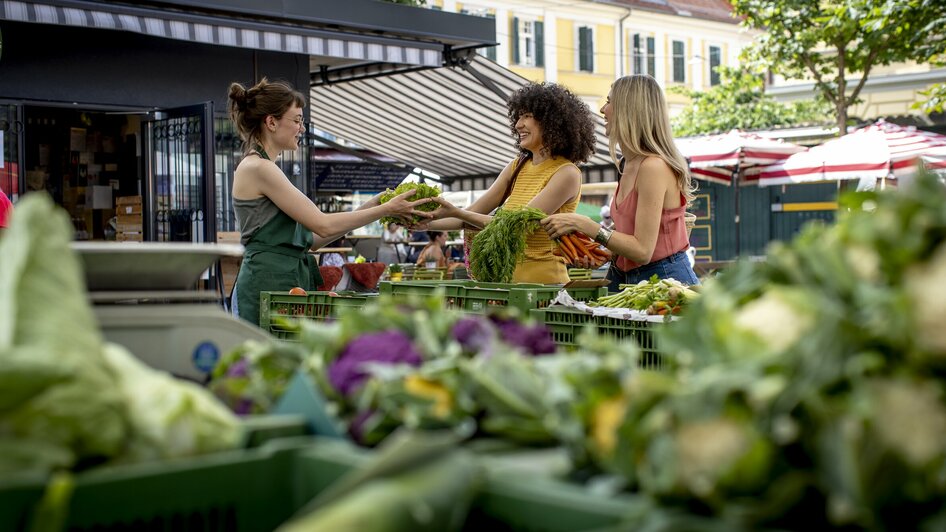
0, 0, 444, 68
308, 54, 614, 182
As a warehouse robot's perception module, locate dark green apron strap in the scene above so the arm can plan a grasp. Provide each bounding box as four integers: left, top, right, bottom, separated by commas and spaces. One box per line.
307, 254, 324, 289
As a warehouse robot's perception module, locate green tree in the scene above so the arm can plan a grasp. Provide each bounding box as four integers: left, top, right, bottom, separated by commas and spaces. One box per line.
733, 0, 946, 134
671, 67, 830, 137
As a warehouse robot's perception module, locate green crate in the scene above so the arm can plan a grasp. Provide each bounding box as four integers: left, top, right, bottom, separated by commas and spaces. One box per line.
240, 414, 310, 448
531, 307, 664, 370
380, 280, 605, 314
260, 291, 377, 339
377, 280, 468, 307
1, 435, 639, 532
467, 472, 640, 532
457, 282, 607, 315
0, 439, 347, 532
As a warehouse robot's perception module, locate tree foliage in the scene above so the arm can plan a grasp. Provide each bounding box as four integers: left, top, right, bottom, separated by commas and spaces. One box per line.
733, 0, 946, 133
671, 67, 831, 137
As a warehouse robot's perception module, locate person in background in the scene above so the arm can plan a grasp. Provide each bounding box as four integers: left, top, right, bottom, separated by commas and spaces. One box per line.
227, 77, 433, 326
321, 237, 347, 267
425, 82, 597, 283
378, 221, 407, 264
541, 74, 700, 288
415, 230, 448, 269
406, 229, 430, 263
0, 186, 12, 236
599, 205, 614, 230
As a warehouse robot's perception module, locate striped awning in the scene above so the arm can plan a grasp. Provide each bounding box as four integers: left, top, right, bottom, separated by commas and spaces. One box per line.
0, 0, 443, 67
309, 53, 614, 182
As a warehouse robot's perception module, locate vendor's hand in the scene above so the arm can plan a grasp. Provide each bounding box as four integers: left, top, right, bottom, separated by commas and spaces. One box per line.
385, 190, 437, 221
540, 213, 597, 240
429, 196, 461, 220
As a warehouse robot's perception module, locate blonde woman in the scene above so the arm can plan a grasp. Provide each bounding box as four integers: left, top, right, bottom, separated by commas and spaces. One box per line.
540, 75, 699, 289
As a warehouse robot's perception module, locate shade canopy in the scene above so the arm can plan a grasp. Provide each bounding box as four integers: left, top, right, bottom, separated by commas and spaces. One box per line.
758, 120, 946, 186
757, 128, 891, 186
675, 130, 808, 185
309, 54, 614, 182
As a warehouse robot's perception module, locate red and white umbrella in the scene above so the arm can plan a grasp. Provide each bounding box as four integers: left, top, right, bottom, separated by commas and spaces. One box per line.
758, 120, 946, 186
676, 130, 808, 185
872, 119, 946, 178
757, 127, 891, 186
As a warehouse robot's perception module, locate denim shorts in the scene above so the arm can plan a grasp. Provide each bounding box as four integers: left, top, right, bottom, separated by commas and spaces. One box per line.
606, 250, 699, 292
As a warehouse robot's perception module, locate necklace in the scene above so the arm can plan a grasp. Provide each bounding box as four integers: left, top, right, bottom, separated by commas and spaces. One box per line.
255, 146, 271, 161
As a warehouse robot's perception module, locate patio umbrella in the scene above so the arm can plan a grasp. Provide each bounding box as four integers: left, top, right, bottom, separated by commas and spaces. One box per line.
675, 130, 808, 255
871, 119, 946, 178
757, 121, 946, 187
676, 130, 809, 185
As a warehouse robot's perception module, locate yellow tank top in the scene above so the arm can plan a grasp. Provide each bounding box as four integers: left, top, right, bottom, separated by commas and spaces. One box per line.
504, 156, 580, 284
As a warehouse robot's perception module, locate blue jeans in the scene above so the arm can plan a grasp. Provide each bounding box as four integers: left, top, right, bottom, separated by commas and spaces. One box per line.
607, 250, 700, 292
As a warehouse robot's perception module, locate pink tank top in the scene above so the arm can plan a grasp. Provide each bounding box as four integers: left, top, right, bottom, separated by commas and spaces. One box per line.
611, 183, 689, 272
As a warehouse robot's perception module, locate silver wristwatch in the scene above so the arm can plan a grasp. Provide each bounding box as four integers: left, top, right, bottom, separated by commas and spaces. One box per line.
594, 227, 613, 246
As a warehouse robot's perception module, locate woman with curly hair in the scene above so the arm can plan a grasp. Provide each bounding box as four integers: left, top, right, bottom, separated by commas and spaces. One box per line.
429, 82, 597, 283
540, 75, 699, 288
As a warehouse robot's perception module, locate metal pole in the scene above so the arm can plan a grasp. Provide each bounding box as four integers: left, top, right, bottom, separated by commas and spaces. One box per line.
732, 164, 740, 257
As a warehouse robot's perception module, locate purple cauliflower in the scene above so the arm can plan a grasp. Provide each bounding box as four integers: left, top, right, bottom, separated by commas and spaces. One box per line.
327, 330, 423, 396
451, 316, 498, 357
490, 316, 557, 356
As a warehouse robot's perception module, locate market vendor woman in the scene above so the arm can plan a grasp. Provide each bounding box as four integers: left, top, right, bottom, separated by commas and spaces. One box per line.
227, 78, 432, 326
427, 82, 597, 283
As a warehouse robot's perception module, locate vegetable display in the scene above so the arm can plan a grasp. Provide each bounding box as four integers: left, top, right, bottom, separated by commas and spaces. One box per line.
593, 275, 699, 315
591, 169, 946, 530
378, 182, 442, 225
468, 206, 545, 283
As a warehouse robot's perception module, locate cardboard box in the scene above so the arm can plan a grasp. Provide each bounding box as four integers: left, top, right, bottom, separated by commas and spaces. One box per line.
116, 195, 142, 206
119, 203, 142, 215
116, 232, 143, 242
117, 213, 142, 225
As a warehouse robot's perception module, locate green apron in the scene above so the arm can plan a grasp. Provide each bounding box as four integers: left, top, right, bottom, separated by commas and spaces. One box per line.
236, 209, 323, 327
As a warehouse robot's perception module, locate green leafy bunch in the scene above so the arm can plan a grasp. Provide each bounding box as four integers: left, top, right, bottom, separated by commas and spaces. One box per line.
469, 206, 546, 283
378, 182, 442, 225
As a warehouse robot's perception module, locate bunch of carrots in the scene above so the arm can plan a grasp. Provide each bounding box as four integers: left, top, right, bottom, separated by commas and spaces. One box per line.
552, 232, 611, 268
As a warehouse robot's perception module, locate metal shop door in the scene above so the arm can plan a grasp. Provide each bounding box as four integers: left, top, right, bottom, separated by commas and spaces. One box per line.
142, 103, 215, 243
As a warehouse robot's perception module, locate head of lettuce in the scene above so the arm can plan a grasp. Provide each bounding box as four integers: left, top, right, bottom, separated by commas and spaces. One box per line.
0, 193, 241, 475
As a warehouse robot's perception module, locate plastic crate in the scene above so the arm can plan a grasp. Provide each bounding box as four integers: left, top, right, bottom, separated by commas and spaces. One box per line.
531, 306, 664, 370
1, 435, 639, 532
377, 279, 467, 306
567, 268, 593, 280
379, 280, 607, 315
413, 267, 447, 280
466, 473, 641, 532
456, 282, 607, 314
0, 439, 346, 532
259, 291, 377, 339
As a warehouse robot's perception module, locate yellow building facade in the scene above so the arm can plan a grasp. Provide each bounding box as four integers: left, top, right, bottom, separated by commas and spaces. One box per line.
428, 0, 751, 114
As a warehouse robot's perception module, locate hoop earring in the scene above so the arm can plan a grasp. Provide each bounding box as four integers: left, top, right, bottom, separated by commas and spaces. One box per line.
539, 146, 550, 157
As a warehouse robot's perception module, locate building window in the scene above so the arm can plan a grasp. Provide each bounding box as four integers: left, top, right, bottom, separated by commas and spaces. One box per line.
577, 25, 594, 72
631, 33, 655, 76
672, 40, 686, 83
512, 17, 544, 67
708, 45, 722, 86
